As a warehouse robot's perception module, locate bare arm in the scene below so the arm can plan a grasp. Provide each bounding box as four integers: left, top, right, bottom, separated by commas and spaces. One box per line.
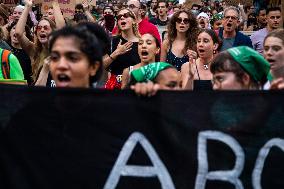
121, 67, 130, 89
34, 58, 50, 86
181, 62, 193, 90
82, 0, 95, 22
15, 0, 35, 57
52, 1, 66, 29
160, 39, 169, 62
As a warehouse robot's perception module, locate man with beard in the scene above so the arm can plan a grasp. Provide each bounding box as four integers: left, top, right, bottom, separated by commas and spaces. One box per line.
149, 0, 169, 39
256, 7, 267, 30
218, 6, 252, 51
250, 7, 282, 54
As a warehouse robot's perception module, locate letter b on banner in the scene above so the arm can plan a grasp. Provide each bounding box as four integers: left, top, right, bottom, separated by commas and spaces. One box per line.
104, 132, 175, 189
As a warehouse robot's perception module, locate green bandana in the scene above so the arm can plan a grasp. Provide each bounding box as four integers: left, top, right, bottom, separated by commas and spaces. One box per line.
227, 46, 271, 83
131, 62, 173, 82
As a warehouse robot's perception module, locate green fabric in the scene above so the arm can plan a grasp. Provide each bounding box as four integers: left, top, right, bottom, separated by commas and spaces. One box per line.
131, 62, 173, 82
0, 48, 25, 81
227, 46, 270, 82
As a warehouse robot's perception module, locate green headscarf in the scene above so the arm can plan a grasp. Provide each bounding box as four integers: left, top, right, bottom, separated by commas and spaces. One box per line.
131, 62, 173, 82
227, 46, 271, 83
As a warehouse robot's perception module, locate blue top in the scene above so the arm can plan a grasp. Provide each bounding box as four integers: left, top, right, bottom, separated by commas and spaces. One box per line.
166, 44, 188, 71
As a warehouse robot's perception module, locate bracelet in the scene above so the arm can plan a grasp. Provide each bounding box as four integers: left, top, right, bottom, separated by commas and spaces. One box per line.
109, 55, 115, 61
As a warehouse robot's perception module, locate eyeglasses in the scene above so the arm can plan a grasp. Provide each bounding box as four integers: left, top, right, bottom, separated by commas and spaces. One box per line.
36, 25, 51, 31
116, 12, 134, 20
127, 4, 138, 9
224, 16, 238, 20
176, 17, 189, 24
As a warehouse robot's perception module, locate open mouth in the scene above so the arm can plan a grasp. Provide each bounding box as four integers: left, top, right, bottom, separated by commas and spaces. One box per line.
227, 23, 232, 27
39, 33, 47, 39
141, 51, 149, 56
120, 21, 126, 27
198, 49, 205, 54
56, 74, 71, 87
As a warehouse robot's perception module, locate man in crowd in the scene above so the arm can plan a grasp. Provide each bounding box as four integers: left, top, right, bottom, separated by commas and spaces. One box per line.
149, 0, 169, 39
218, 6, 252, 51
147, 0, 157, 20
256, 7, 267, 30
251, 7, 282, 54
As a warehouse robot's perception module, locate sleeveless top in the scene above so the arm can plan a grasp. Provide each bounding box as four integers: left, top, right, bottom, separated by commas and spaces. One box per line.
191, 62, 212, 91
166, 44, 189, 71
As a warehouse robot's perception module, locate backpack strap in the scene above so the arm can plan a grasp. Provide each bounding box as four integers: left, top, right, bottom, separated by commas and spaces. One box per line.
1, 49, 11, 79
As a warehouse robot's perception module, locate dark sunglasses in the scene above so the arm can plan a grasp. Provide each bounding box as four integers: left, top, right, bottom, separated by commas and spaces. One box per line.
176, 17, 189, 24
116, 12, 134, 20
36, 25, 51, 31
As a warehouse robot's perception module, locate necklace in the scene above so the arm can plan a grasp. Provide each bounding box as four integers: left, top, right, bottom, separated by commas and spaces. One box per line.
203, 64, 209, 70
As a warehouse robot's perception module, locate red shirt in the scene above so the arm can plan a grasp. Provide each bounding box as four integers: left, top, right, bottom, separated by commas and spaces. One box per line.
112, 18, 161, 46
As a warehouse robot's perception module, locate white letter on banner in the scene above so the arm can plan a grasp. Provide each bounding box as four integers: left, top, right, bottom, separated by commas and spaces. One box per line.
195, 131, 245, 189
252, 138, 284, 189
103, 132, 175, 189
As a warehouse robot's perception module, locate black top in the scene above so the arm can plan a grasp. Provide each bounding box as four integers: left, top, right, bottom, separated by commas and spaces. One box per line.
193, 80, 212, 91
108, 36, 140, 75
149, 17, 168, 26
10, 45, 32, 85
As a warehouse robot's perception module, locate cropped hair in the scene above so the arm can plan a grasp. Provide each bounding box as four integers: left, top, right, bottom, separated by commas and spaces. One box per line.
266, 6, 281, 15
224, 6, 240, 19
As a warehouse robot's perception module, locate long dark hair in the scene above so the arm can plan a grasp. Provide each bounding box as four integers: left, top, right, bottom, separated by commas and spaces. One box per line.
167, 9, 199, 53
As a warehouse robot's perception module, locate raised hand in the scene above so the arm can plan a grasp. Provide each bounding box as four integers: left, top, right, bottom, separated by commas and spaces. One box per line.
24, 0, 33, 8
186, 49, 197, 64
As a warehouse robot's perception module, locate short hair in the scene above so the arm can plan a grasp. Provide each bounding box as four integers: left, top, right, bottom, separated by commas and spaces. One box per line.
157, 0, 168, 8
266, 6, 281, 15
191, 4, 200, 10
223, 6, 240, 19
256, 7, 266, 16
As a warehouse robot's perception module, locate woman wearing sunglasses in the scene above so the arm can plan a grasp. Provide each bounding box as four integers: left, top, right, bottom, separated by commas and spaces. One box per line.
160, 9, 199, 71
103, 8, 140, 89
15, 0, 65, 86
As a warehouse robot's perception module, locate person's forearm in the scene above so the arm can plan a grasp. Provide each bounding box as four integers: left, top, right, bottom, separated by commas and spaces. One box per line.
53, 1, 65, 29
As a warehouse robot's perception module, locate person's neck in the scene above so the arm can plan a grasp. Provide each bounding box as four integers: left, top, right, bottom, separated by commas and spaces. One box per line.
136, 15, 142, 23
199, 55, 213, 66
141, 58, 155, 66
122, 30, 137, 42
12, 42, 21, 49
159, 14, 167, 21
176, 32, 186, 40
223, 30, 236, 38
266, 25, 274, 32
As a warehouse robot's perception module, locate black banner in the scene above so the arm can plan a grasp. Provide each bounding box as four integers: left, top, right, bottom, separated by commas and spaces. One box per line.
0, 85, 283, 189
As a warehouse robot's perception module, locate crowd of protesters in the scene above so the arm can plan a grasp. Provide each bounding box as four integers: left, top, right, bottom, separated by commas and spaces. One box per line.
0, 0, 283, 94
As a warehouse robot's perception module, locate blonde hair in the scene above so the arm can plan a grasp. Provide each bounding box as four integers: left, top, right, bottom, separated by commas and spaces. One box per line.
116, 8, 141, 38
31, 17, 56, 83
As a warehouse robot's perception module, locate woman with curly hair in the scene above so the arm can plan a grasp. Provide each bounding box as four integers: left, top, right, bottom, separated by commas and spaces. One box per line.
103, 8, 140, 89
160, 9, 199, 71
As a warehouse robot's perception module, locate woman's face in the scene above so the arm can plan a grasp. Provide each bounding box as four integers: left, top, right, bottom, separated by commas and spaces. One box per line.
155, 68, 181, 90
36, 20, 52, 44
117, 9, 135, 32
10, 25, 20, 45
175, 12, 190, 33
264, 36, 284, 74
138, 34, 160, 63
50, 36, 99, 88
213, 20, 222, 30
212, 71, 245, 90
197, 32, 217, 59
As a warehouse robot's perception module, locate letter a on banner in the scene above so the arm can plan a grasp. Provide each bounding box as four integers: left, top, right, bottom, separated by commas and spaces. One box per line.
252, 138, 284, 189
103, 132, 175, 189
195, 131, 245, 189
